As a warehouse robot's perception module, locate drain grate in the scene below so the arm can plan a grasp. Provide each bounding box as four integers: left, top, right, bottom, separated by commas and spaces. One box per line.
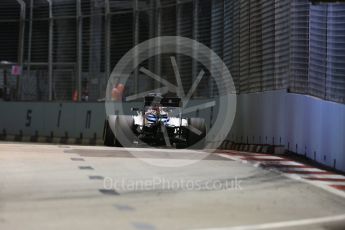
89, 175, 104, 180
113, 204, 135, 211
71, 158, 84, 161
99, 189, 120, 196
79, 166, 94, 170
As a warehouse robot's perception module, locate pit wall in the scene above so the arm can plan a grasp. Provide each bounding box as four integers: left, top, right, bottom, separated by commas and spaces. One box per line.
229, 90, 345, 172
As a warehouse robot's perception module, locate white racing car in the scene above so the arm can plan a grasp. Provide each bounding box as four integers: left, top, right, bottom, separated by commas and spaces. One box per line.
103, 93, 206, 148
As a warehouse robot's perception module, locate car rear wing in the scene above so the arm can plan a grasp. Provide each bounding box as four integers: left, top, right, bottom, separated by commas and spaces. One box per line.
144, 96, 181, 107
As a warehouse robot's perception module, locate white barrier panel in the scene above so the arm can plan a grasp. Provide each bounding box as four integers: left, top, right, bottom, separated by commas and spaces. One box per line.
229, 90, 345, 172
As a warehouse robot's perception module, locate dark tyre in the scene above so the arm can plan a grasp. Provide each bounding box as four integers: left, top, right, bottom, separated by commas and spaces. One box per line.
114, 115, 135, 147
103, 120, 115, 146
187, 118, 206, 149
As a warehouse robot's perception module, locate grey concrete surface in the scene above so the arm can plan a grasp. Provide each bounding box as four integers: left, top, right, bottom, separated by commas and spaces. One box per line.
1, 142, 345, 230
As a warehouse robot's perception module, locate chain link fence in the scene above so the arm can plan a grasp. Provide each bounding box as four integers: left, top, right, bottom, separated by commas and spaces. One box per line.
0, 0, 344, 104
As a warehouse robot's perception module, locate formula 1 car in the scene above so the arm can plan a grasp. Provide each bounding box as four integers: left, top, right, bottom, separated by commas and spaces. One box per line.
103, 94, 206, 148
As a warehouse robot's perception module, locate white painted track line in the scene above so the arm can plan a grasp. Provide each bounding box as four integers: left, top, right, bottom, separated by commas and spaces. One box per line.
192, 213, 345, 230
301, 174, 345, 179
217, 152, 345, 199
264, 161, 304, 166
240, 156, 284, 160
282, 173, 345, 199
317, 181, 345, 186
217, 154, 237, 161
275, 168, 326, 172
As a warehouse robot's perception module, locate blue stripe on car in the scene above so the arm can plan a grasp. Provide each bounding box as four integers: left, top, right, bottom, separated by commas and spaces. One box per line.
146, 114, 157, 123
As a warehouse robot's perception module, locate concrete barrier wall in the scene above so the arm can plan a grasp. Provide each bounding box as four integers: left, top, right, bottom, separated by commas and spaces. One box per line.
0, 99, 220, 144
229, 90, 345, 172
1, 92, 343, 171
0, 102, 106, 141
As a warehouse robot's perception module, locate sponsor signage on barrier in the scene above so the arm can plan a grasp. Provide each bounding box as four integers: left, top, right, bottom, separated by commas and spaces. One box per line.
11, 65, 22, 76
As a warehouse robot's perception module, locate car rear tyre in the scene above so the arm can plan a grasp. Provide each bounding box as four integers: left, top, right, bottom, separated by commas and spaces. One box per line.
114, 115, 135, 147
103, 120, 115, 146
187, 118, 206, 149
